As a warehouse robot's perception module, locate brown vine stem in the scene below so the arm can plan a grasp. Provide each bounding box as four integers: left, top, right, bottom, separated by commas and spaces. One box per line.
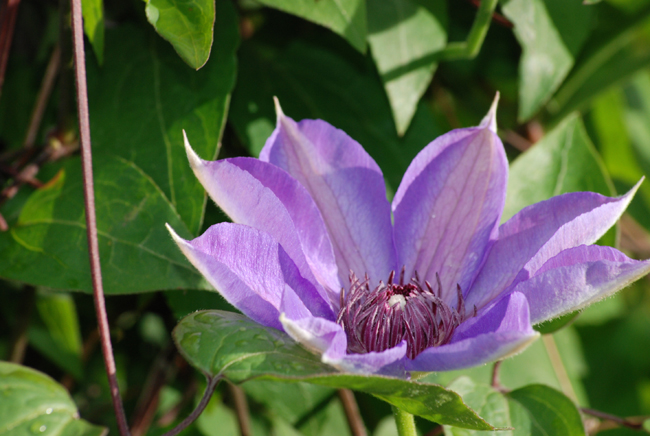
580, 408, 645, 431
160, 376, 221, 436
491, 360, 503, 389
24, 43, 61, 149
0, 0, 21, 98
69, 0, 130, 435
228, 383, 251, 436
338, 389, 367, 436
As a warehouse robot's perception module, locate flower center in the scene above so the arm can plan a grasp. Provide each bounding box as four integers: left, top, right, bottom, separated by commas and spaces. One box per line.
336, 269, 476, 359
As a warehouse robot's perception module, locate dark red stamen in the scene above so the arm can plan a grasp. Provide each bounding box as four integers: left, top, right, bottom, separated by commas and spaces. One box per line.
336, 270, 476, 360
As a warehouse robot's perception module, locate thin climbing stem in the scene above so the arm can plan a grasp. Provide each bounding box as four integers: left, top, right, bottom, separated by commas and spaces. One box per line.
581, 407, 645, 431
0, 0, 21, 98
436, 0, 499, 61
392, 406, 417, 436
228, 382, 251, 436
69, 1, 130, 435
160, 376, 221, 436
339, 389, 367, 436
491, 360, 503, 389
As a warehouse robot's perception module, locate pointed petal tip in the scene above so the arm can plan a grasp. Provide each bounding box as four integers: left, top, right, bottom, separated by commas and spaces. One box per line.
182, 132, 204, 171
273, 96, 285, 121
165, 223, 188, 247
479, 92, 500, 133
619, 176, 645, 204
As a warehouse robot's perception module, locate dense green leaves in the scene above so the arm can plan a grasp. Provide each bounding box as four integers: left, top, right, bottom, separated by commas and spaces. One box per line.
548, 5, 650, 121
87, 1, 238, 235
173, 310, 495, 430
255, 0, 367, 52
0, 158, 208, 294
501, 0, 592, 120
367, 0, 447, 135
145, 0, 216, 69
443, 379, 586, 436
0, 362, 106, 436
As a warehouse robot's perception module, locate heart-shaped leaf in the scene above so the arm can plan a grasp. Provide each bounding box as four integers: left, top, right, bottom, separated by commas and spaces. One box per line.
0, 157, 208, 293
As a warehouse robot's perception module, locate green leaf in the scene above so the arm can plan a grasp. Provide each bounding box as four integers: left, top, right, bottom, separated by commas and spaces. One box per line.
24, 291, 85, 379
0, 362, 107, 436
242, 380, 335, 425
444, 377, 512, 436
145, 0, 215, 69
506, 385, 585, 436
547, 6, 650, 121
367, 0, 447, 135
81, 0, 104, 64
230, 41, 445, 194
87, 6, 238, 235
35, 291, 82, 356
501, 0, 592, 120
504, 113, 614, 220
173, 310, 494, 430
255, 0, 367, 52
0, 157, 209, 294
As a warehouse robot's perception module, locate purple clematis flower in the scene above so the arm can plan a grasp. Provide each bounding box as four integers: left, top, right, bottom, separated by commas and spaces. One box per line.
167, 95, 650, 377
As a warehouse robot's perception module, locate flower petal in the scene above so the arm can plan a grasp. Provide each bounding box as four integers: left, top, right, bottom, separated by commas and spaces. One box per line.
393, 96, 507, 304
167, 223, 334, 330
260, 100, 397, 285
467, 182, 641, 309
512, 244, 650, 324
184, 134, 340, 303
406, 292, 538, 372
280, 314, 407, 376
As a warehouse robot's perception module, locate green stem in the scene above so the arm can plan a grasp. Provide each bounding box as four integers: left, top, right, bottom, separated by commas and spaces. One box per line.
392, 406, 417, 436
436, 0, 499, 61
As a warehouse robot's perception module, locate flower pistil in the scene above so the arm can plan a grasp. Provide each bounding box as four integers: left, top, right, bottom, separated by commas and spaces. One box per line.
337, 270, 476, 359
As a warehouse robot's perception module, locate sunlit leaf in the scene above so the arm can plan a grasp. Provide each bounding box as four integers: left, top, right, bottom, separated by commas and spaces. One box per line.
367, 0, 447, 135
81, 0, 104, 64
507, 385, 586, 436
444, 377, 511, 436
255, 0, 367, 52
501, 0, 592, 120
145, 0, 215, 69
548, 5, 650, 121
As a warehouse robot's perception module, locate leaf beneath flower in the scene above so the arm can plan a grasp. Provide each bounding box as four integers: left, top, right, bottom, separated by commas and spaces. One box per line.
172, 310, 495, 430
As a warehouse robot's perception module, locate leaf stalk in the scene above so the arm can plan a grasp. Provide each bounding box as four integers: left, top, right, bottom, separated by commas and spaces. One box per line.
392, 406, 418, 436
436, 0, 499, 61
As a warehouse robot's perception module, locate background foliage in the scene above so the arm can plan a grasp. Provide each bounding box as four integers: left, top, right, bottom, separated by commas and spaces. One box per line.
3, 0, 650, 435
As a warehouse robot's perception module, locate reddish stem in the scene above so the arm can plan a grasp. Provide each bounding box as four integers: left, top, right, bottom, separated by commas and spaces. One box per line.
69, 0, 130, 435
0, 0, 21, 98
